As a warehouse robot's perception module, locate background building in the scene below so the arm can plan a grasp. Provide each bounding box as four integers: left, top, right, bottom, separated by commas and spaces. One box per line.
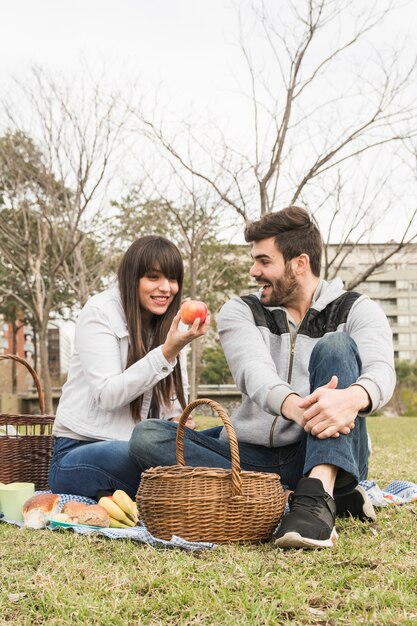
327, 243, 417, 361
0, 318, 72, 393
1, 241, 417, 397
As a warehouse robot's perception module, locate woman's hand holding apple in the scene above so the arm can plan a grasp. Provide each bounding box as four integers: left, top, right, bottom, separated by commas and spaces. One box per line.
162, 303, 210, 362
180, 300, 208, 325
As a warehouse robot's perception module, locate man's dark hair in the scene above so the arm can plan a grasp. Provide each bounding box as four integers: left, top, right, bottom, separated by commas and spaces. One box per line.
244, 206, 323, 277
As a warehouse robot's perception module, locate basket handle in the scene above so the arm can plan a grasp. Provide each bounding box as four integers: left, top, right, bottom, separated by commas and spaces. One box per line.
0, 354, 45, 414
175, 398, 243, 498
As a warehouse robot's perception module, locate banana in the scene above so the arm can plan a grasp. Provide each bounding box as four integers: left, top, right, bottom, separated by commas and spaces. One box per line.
108, 516, 133, 529
112, 490, 139, 523
98, 496, 135, 527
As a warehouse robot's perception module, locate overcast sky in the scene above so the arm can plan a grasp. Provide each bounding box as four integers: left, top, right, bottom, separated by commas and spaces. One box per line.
1, 0, 243, 120
2, 0, 417, 246
2, 0, 416, 339
2, 0, 416, 124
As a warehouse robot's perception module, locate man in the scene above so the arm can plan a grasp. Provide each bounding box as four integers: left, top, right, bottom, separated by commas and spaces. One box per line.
129, 206, 395, 549
216, 206, 395, 548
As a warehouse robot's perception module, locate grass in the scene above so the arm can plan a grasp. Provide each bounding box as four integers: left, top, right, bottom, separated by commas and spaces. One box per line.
1, 417, 416, 625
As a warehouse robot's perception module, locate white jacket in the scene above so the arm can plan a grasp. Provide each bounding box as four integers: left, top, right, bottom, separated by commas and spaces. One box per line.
53, 287, 189, 441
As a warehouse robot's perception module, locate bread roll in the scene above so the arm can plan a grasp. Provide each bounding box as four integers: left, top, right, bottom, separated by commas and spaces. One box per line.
77, 504, 110, 527
23, 493, 60, 529
61, 500, 89, 523
51, 512, 71, 523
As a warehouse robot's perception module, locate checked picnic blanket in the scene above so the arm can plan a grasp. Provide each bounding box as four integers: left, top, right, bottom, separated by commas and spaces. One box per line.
1, 481, 416, 551
0, 493, 214, 552
359, 479, 417, 506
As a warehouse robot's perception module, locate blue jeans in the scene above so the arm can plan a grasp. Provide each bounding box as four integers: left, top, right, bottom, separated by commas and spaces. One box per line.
129, 333, 369, 495
49, 437, 140, 500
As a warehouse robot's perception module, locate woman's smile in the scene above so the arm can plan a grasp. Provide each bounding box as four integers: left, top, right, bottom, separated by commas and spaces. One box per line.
139, 268, 179, 316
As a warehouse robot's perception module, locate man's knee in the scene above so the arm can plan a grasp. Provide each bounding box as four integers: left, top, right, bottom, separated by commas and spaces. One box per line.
309, 332, 362, 389
312, 332, 357, 354
312, 332, 357, 360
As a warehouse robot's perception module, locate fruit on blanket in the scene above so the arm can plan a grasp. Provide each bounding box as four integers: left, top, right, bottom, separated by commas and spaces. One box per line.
112, 490, 139, 523
98, 496, 136, 527
180, 300, 208, 325
108, 516, 133, 529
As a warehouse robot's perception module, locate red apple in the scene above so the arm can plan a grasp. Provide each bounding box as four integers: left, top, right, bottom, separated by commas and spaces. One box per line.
180, 300, 208, 325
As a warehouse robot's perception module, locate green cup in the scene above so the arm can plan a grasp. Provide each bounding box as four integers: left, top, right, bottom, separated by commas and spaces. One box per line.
0, 482, 35, 521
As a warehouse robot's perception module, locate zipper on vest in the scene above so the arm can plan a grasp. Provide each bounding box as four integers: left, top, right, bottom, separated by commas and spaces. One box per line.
269, 415, 279, 447
288, 337, 295, 384
287, 318, 296, 384
269, 313, 305, 447
269, 317, 296, 447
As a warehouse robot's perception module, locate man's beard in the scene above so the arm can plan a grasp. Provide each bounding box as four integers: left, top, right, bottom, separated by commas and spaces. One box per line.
261, 264, 299, 307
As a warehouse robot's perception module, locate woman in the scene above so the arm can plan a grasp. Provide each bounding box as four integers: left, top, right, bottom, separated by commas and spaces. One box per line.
49, 235, 209, 499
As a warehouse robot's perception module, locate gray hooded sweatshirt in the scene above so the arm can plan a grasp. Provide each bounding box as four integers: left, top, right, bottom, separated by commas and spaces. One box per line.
217, 278, 395, 448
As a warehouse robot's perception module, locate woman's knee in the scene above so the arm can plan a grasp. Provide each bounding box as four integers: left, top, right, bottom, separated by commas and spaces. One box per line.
128, 419, 177, 456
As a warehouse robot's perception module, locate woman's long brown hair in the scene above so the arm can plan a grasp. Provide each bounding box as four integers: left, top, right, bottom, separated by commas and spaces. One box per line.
117, 235, 186, 421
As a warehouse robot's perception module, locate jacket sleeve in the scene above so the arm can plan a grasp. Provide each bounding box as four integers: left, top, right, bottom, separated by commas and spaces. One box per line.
218, 297, 292, 415
74, 303, 177, 411
346, 296, 396, 413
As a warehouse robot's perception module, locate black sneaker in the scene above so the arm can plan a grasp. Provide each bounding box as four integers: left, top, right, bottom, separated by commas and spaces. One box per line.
274, 477, 337, 549
335, 485, 376, 521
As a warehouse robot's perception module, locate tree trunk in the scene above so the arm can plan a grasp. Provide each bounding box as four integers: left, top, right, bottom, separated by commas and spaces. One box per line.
33, 325, 38, 372
188, 252, 198, 400
194, 337, 203, 395
39, 324, 53, 414
189, 342, 198, 401
11, 323, 18, 393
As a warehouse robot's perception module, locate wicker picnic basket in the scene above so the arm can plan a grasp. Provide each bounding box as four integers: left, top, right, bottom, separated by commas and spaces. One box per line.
0, 354, 55, 491
136, 398, 286, 543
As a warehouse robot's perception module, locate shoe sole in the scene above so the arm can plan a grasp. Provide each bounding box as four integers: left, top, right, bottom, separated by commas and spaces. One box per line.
274, 527, 338, 549
336, 485, 376, 522
354, 485, 376, 521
